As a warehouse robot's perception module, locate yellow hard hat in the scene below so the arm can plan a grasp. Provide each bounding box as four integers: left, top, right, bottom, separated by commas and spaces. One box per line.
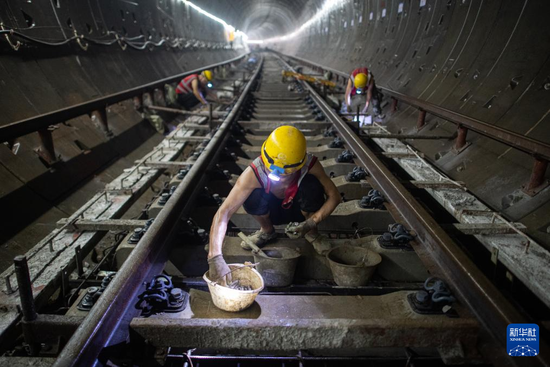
354, 73, 368, 89
261, 126, 307, 176
202, 70, 213, 81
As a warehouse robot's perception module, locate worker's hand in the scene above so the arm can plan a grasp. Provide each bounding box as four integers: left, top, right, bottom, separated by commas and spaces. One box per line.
346, 104, 352, 113
207, 255, 232, 285
285, 218, 317, 239
363, 101, 370, 114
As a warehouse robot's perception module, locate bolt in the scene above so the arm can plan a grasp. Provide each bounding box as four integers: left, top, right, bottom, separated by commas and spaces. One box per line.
177, 169, 188, 179
170, 288, 183, 300
158, 193, 170, 205
128, 228, 144, 244
415, 290, 430, 304
5, 275, 13, 294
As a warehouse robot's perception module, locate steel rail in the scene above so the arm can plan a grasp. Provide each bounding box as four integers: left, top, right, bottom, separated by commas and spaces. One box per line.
279, 52, 550, 161
274, 54, 550, 367
52, 57, 263, 367
0, 53, 249, 143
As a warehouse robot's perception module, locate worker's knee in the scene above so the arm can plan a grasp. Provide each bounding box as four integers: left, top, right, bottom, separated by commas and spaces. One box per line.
296, 174, 325, 213
243, 189, 270, 215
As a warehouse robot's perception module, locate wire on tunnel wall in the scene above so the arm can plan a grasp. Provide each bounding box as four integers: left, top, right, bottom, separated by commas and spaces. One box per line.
1, 0, 249, 52
0, 25, 239, 52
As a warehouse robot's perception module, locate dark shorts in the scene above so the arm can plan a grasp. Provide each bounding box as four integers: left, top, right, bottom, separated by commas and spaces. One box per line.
177, 92, 200, 110
243, 174, 325, 225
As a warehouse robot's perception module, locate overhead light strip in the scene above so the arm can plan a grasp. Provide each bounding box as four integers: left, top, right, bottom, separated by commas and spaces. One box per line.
246, 0, 347, 44
181, 0, 248, 40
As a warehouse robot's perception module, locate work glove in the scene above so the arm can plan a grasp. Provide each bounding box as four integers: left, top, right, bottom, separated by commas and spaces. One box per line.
285, 218, 317, 239
208, 255, 232, 285
346, 104, 352, 113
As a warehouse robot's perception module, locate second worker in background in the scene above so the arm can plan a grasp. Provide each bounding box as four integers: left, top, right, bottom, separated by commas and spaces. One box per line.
344, 66, 384, 120
176, 70, 218, 110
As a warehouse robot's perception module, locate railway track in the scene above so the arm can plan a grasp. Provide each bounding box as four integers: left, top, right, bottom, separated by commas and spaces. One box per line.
1, 52, 548, 367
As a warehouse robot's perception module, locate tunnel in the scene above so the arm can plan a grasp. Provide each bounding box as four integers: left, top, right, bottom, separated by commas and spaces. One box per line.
0, 0, 549, 366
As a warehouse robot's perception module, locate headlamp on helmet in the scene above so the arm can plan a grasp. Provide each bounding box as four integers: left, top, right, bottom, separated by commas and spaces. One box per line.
267, 165, 285, 182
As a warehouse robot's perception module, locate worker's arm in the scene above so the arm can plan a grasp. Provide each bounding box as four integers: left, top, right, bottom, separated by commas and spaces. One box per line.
345, 78, 353, 109
205, 89, 220, 103
363, 79, 375, 113
191, 78, 208, 105
307, 160, 342, 224
207, 167, 261, 259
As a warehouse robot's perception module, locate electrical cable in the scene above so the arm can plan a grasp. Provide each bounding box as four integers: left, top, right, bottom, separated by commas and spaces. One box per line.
1, 26, 232, 51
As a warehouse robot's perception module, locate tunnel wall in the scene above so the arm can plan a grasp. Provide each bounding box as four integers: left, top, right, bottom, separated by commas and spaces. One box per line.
278, 0, 550, 246
0, 0, 245, 124
0, 0, 246, 251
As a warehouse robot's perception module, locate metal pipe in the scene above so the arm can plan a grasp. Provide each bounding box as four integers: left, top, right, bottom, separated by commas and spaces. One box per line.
133, 95, 143, 111
90, 109, 110, 136
363, 133, 454, 140
146, 105, 222, 118
169, 353, 439, 362
74, 246, 83, 277
37, 128, 57, 164
455, 125, 468, 151
0, 53, 249, 143
417, 109, 426, 130
14, 256, 38, 356
208, 103, 214, 131
391, 97, 398, 112
523, 158, 549, 194
275, 53, 550, 367
14, 256, 37, 322
52, 57, 264, 367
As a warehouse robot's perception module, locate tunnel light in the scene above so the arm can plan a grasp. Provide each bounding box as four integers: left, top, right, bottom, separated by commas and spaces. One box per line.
246, 0, 348, 44
181, 0, 248, 40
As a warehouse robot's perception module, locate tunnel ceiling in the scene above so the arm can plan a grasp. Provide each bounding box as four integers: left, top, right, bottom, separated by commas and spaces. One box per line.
193, 0, 323, 39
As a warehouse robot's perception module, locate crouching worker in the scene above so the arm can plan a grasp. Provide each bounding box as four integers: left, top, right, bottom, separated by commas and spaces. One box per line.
207, 126, 341, 283
344, 67, 384, 118
176, 70, 217, 110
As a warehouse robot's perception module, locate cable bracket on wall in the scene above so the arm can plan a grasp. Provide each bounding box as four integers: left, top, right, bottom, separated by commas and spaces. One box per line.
74, 29, 88, 51
1, 23, 21, 51
110, 31, 127, 51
